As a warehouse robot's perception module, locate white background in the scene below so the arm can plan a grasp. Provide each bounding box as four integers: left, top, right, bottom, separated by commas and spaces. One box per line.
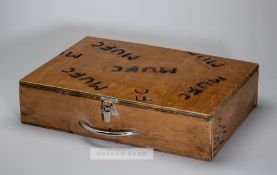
0, 0, 277, 174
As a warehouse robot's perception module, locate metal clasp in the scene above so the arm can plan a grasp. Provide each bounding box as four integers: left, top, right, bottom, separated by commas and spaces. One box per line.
100, 96, 118, 123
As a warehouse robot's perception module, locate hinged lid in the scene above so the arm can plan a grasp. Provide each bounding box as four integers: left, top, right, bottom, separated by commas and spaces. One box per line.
20, 36, 258, 119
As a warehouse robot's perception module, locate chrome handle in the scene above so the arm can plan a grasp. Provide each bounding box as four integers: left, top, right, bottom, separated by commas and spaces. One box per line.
79, 121, 138, 137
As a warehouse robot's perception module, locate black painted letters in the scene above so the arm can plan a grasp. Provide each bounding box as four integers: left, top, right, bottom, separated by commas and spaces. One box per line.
178, 76, 226, 100
61, 67, 108, 90
91, 41, 140, 60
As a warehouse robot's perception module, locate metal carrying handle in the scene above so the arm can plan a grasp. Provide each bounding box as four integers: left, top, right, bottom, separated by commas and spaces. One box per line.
79, 121, 138, 137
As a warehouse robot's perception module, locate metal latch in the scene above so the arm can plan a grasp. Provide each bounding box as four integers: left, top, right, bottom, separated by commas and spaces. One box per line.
100, 97, 118, 123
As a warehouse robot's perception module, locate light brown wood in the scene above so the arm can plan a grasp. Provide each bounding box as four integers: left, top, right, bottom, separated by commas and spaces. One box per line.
19, 36, 259, 160
212, 71, 258, 157
20, 86, 212, 160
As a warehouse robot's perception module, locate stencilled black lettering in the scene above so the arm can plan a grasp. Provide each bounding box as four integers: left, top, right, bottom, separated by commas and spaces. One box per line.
123, 54, 140, 60
100, 45, 116, 51
111, 66, 123, 72
125, 66, 139, 72
188, 87, 203, 95
208, 76, 226, 83
141, 67, 157, 72
61, 67, 75, 73
186, 51, 225, 68
88, 82, 108, 90
111, 66, 177, 74
61, 67, 108, 90
134, 88, 152, 102
160, 67, 177, 74
213, 115, 227, 151
79, 77, 95, 84
91, 41, 104, 47
178, 76, 226, 100
196, 82, 213, 89
60, 51, 83, 58
69, 72, 87, 78
91, 41, 140, 60
111, 49, 126, 55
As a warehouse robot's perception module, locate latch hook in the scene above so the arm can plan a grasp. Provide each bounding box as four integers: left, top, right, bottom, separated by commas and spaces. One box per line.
100, 97, 118, 123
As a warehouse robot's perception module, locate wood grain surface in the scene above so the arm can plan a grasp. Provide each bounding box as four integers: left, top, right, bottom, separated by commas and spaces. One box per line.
19, 36, 259, 160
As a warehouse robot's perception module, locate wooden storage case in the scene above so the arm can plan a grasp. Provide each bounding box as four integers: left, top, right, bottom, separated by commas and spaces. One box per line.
19, 36, 259, 160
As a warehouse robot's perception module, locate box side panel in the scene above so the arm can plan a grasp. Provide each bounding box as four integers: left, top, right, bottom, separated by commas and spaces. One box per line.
212, 70, 258, 157
20, 86, 212, 160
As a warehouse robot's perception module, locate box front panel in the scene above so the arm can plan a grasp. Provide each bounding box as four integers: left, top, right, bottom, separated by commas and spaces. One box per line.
20, 86, 212, 160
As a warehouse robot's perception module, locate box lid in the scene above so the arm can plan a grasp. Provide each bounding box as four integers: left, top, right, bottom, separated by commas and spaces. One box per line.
20, 36, 258, 119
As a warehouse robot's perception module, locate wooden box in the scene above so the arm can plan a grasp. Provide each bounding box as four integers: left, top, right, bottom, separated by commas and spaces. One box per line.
19, 36, 259, 161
